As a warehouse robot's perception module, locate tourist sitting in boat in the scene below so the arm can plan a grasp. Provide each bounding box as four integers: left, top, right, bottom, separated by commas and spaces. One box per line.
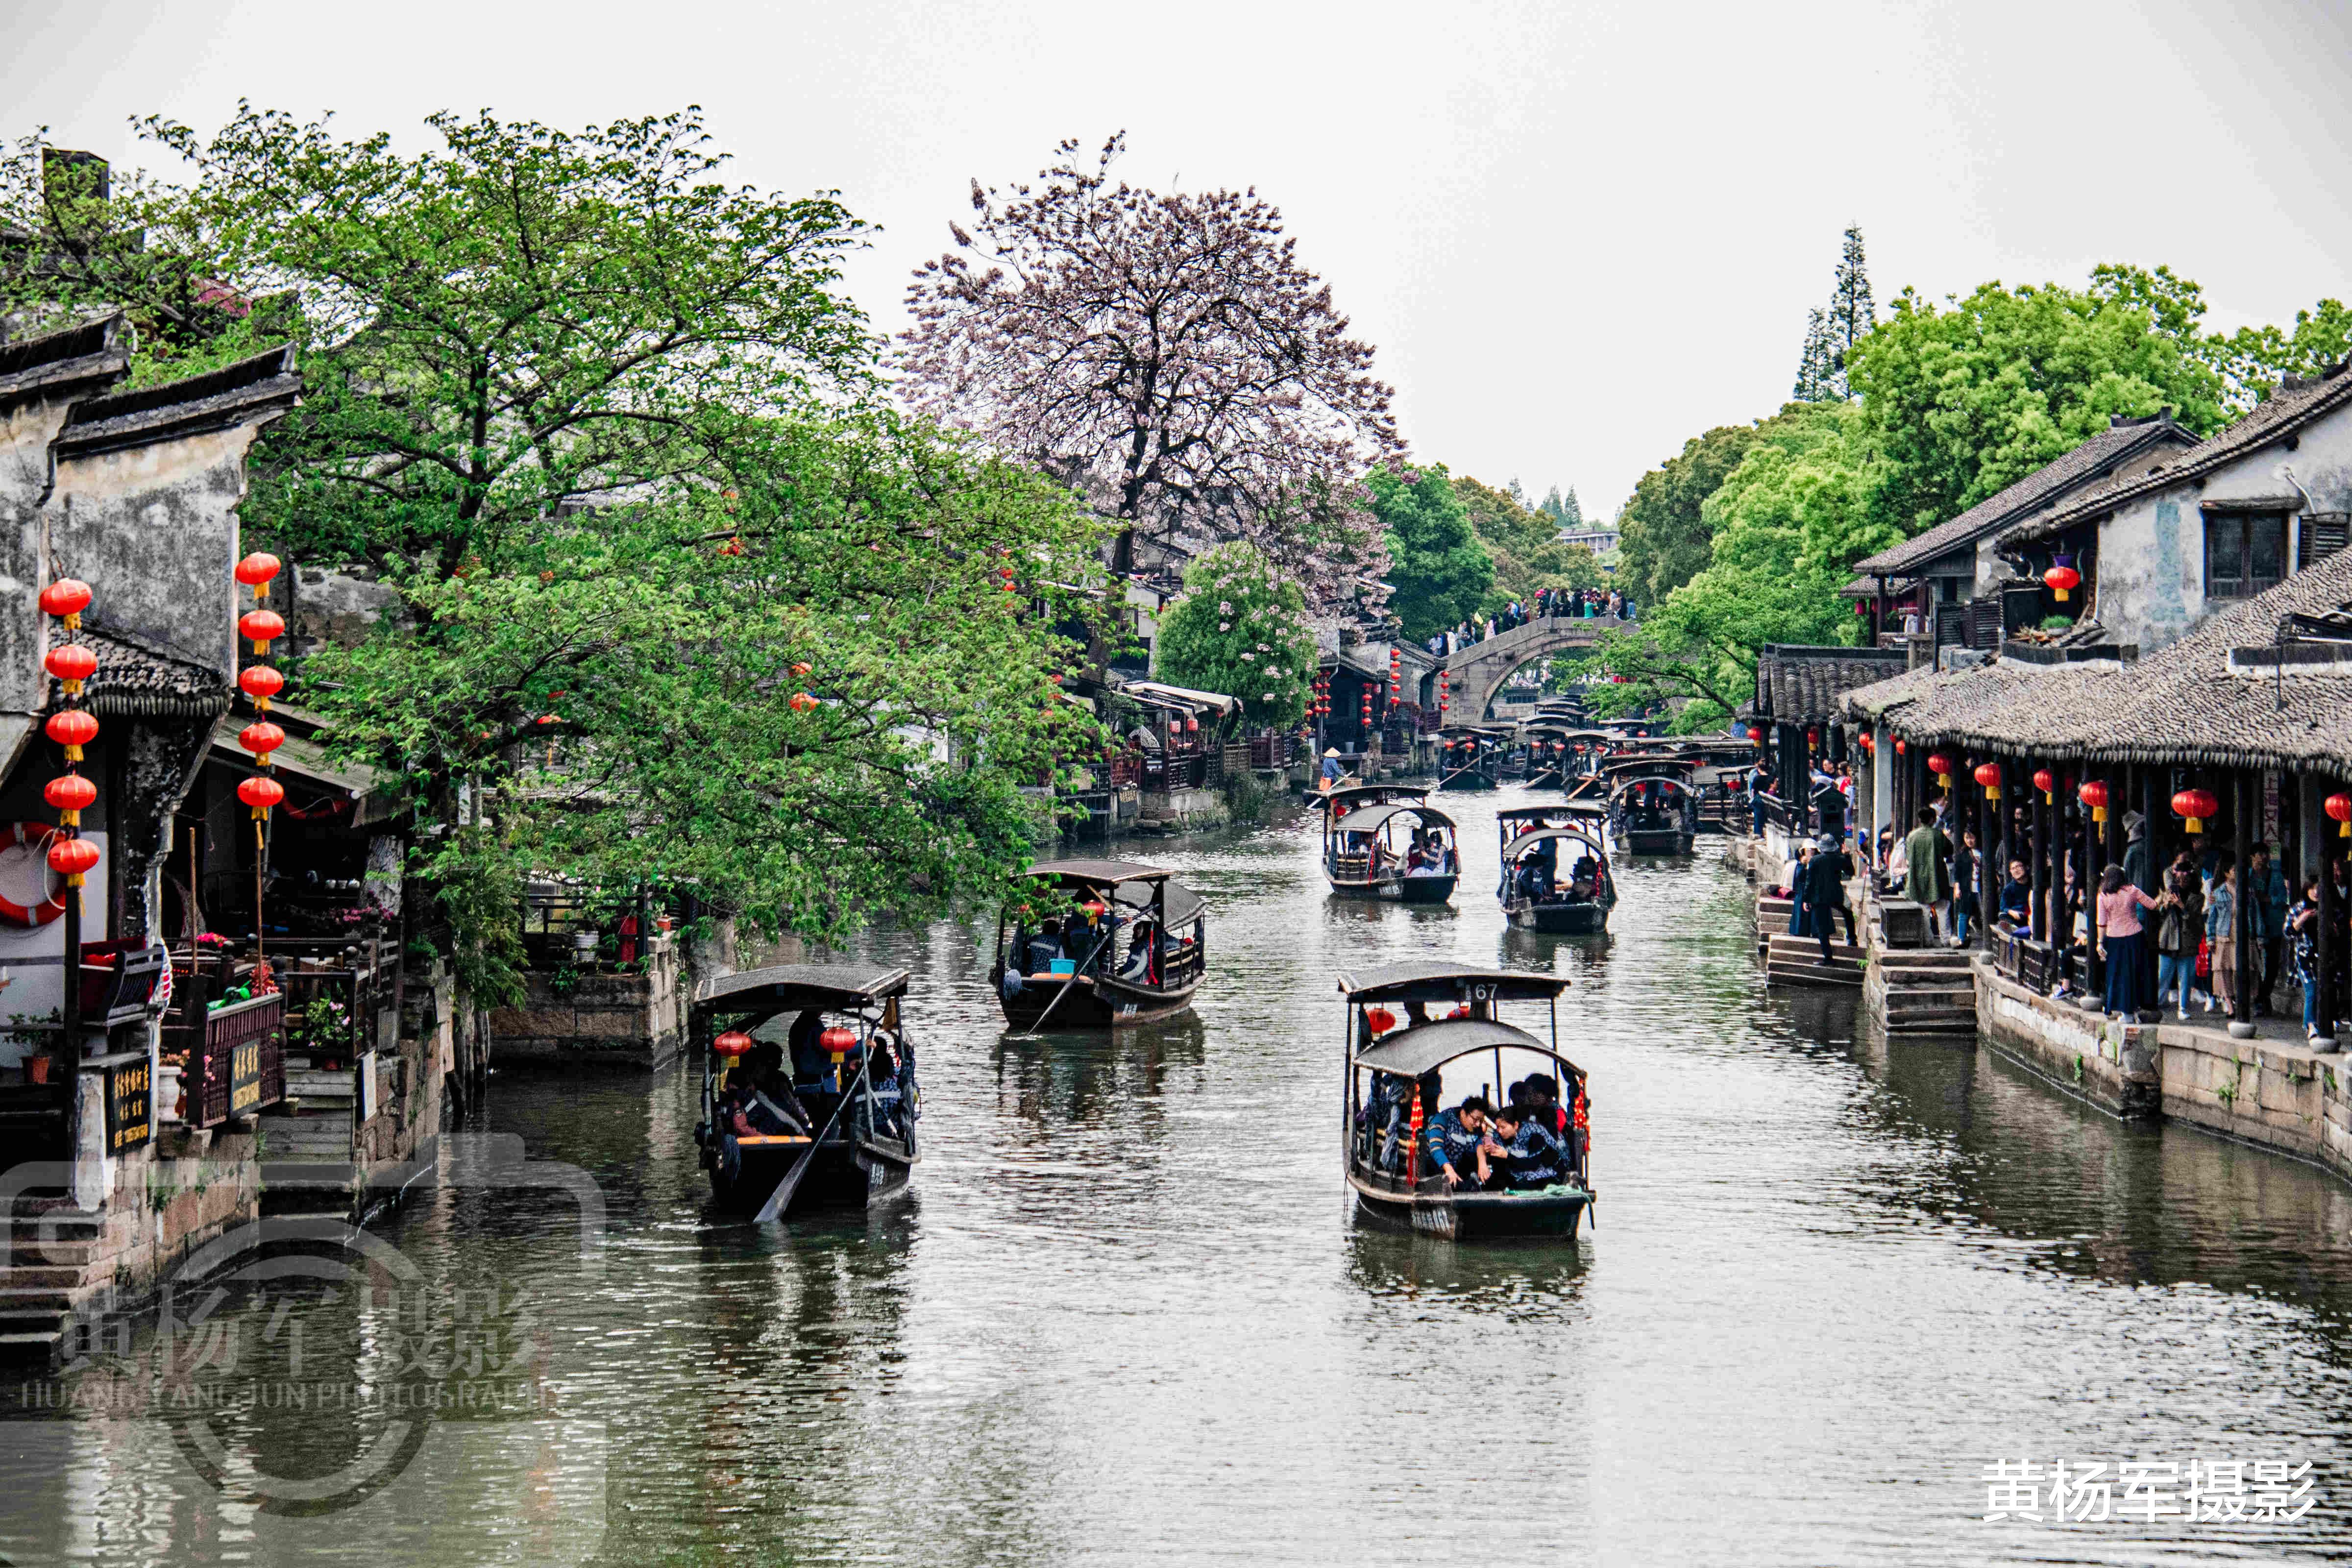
1024, 917, 1068, 974
789, 1010, 831, 1090
725, 1047, 809, 1137
1422, 1096, 1494, 1188
1064, 903, 1110, 970
1484, 1106, 1570, 1190
1361, 1070, 1420, 1172
1119, 918, 1162, 983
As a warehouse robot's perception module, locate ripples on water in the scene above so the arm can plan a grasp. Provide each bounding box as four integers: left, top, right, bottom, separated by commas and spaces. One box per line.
9, 787, 2352, 1566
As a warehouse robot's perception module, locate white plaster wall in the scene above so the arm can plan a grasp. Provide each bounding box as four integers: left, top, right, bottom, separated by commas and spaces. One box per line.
2096, 398, 2352, 652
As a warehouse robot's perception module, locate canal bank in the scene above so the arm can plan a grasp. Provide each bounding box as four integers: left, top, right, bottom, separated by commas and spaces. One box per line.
7, 789, 2352, 1565
1730, 826, 2352, 1190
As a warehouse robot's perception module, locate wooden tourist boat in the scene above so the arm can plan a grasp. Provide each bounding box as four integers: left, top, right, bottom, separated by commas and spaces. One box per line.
1336, 960, 1593, 1242
1436, 727, 1505, 791
991, 859, 1207, 1029
1323, 786, 1460, 905
1521, 725, 1575, 789
693, 964, 922, 1219
1494, 805, 1617, 933
1610, 773, 1698, 856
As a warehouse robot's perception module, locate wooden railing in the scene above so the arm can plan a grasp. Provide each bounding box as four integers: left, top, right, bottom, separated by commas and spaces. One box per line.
187, 992, 285, 1127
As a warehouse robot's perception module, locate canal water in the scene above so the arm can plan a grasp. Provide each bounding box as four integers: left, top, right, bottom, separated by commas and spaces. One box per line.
11, 786, 2352, 1566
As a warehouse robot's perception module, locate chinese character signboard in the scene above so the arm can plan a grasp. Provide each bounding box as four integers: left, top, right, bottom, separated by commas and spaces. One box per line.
106, 1055, 151, 1152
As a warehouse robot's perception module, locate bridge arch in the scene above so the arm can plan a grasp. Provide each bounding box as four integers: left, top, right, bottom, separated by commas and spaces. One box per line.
1441, 613, 1629, 720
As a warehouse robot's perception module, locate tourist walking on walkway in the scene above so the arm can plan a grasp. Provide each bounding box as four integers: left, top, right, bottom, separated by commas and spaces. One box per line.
1950, 828, 1981, 947
1902, 808, 1952, 942
2289, 876, 2324, 1038
2206, 854, 2238, 1018
2096, 864, 2159, 1018
2155, 850, 2205, 1018
1804, 834, 1857, 963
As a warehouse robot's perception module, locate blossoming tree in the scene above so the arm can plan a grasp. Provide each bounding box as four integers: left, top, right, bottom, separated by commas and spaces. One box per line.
898, 134, 1399, 616
1152, 542, 1318, 729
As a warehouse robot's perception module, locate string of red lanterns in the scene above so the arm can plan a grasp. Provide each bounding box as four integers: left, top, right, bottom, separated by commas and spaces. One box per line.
233, 553, 285, 982
40, 579, 99, 890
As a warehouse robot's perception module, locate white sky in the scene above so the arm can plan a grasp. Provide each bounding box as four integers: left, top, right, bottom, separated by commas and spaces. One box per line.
6, 0, 2349, 516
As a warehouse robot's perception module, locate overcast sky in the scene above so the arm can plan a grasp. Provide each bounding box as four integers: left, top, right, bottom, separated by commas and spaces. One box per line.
6, 0, 2349, 515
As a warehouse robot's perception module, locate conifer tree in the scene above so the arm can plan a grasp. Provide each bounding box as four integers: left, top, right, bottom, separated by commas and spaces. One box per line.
1825, 223, 1876, 389
1792, 306, 1834, 401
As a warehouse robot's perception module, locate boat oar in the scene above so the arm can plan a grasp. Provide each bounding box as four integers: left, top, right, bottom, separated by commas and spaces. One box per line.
755, 1089, 850, 1224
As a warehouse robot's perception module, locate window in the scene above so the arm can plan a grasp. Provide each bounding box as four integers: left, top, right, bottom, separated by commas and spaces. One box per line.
2300, 513, 2351, 569
2205, 512, 2287, 599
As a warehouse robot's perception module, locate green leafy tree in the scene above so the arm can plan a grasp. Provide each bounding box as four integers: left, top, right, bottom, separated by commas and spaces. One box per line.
1151, 541, 1317, 727
1614, 423, 1761, 607
1367, 463, 1491, 638
5, 105, 1118, 1002
1455, 474, 1600, 610
1849, 275, 2230, 538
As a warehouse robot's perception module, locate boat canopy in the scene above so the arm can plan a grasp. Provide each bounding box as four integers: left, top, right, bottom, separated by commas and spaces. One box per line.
1330, 802, 1456, 837
1601, 754, 1696, 774
1497, 803, 1608, 824
693, 963, 910, 1016
1335, 960, 1572, 1005
1323, 783, 1429, 810
1502, 826, 1608, 862
1027, 858, 1173, 887
1112, 877, 1205, 927
1353, 1017, 1561, 1077
1611, 774, 1697, 801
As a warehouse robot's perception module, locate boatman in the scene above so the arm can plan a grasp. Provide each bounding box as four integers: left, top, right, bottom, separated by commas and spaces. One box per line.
1422, 1096, 1493, 1188
1321, 748, 1344, 792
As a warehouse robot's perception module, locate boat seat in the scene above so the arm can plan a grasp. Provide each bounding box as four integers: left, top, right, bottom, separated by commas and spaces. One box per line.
734, 1134, 812, 1148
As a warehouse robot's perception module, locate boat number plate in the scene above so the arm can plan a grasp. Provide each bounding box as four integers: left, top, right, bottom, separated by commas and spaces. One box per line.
1119, 1004, 1137, 1016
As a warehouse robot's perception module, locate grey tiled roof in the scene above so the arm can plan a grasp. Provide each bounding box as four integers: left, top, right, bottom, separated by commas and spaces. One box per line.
1755, 644, 1910, 723
1837, 546, 2352, 770
0, 314, 128, 413
1850, 415, 2194, 578
2002, 365, 2352, 549
53, 343, 300, 457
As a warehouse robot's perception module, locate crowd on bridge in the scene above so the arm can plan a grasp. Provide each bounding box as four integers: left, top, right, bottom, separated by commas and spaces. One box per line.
1423, 586, 1636, 658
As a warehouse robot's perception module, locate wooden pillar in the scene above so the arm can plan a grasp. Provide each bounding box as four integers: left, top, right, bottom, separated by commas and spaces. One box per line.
2087, 769, 2108, 998
2140, 765, 2162, 1007
2233, 770, 2256, 1030
1977, 761, 1997, 931
2029, 764, 2048, 943
2318, 795, 2339, 1043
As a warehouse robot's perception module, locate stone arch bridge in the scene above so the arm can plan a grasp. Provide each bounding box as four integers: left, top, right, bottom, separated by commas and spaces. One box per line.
1442, 613, 1630, 718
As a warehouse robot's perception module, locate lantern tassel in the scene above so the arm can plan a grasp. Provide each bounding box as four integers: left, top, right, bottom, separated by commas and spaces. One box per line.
63, 744, 82, 763
2093, 807, 2106, 823
57, 810, 76, 828
2053, 587, 2068, 602
2186, 816, 2203, 834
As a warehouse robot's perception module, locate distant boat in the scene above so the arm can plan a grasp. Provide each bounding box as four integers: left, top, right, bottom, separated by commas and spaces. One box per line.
1322, 784, 1460, 905
991, 860, 1206, 1029
1494, 805, 1617, 933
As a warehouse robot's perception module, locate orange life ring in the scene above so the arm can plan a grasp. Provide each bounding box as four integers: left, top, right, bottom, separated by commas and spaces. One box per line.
0, 821, 67, 927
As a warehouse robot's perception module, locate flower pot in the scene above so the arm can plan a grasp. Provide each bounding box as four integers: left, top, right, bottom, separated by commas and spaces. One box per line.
25, 1054, 52, 1085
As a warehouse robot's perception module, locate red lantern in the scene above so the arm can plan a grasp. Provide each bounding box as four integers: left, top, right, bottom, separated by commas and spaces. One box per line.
1927, 752, 1955, 784
47, 835, 99, 887
1364, 1006, 1397, 1035
790, 692, 819, 712
2172, 787, 2217, 834
712, 1029, 754, 1058
234, 552, 282, 598
44, 773, 95, 826
1895, 739, 1907, 755
1973, 762, 2002, 799
2078, 780, 2108, 824
44, 642, 96, 696
2033, 767, 2055, 801
45, 709, 97, 762
238, 608, 286, 653
818, 1025, 858, 1058
1185, 716, 1198, 733
1747, 726, 1763, 744
38, 579, 91, 629
2043, 563, 2081, 602
236, 774, 285, 818
240, 664, 285, 709
789, 661, 813, 677
2328, 792, 2352, 838
238, 720, 286, 763
1858, 732, 1874, 752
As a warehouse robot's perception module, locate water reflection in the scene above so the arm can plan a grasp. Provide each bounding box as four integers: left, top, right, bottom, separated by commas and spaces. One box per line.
15, 788, 2352, 1564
